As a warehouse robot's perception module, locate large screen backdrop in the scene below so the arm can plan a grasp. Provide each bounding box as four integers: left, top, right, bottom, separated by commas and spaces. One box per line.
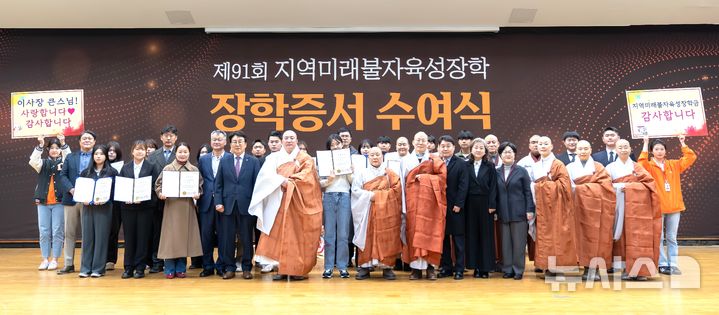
0, 27, 716, 239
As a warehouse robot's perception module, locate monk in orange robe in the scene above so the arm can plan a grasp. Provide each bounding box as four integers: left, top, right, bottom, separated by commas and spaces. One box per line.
249, 130, 322, 280
566, 140, 616, 281
402, 132, 447, 280
351, 147, 403, 280
606, 139, 662, 281
531, 136, 578, 276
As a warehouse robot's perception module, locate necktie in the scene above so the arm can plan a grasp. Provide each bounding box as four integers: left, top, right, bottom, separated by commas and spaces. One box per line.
570, 153, 576, 162
609, 151, 615, 163
235, 156, 242, 177
445, 159, 450, 166
164, 150, 171, 162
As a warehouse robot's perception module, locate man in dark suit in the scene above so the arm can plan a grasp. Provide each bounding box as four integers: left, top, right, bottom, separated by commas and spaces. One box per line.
146, 124, 178, 273
556, 131, 581, 165
591, 126, 636, 167
437, 135, 469, 280
57, 130, 97, 274
196, 130, 231, 277
214, 131, 261, 280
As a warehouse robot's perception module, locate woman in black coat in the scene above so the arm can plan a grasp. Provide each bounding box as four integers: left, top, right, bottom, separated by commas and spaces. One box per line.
119, 140, 161, 279
464, 138, 497, 278
495, 142, 535, 280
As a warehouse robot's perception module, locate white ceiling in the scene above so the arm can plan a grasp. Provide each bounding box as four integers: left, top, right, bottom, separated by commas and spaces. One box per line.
1, 0, 718, 30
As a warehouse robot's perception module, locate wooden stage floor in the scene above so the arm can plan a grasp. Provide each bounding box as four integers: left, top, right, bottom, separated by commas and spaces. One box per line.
1, 246, 717, 314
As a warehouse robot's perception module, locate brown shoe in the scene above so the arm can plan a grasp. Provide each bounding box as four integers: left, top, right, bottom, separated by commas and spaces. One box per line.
409, 269, 422, 280
242, 271, 253, 279
222, 271, 235, 280
426, 266, 437, 280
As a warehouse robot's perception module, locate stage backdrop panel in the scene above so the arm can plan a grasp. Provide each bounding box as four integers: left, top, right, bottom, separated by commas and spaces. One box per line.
0, 27, 717, 239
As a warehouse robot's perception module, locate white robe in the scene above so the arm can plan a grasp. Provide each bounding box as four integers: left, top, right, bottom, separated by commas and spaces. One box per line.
566, 157, 597, 189
248, 146, 300, 235
350, 165, 386, 251
605, 158, 637, 242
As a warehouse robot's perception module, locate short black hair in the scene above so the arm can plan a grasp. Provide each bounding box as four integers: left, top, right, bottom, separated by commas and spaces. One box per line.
649, 139, 666, 152
253, 139, 266, 147
603, 126, 619, 135
161, 124, 178, 135
498, 141, 517, 155
338, 127, 351, 136
228, 131, 247, 143
439, 135, 455, 146
80, 130, 97, 141
562, 131, 581, 141
377, 136, 392, 144
268, 130, 282, 140
457, 130, 474, 140
326, 133, 342, 150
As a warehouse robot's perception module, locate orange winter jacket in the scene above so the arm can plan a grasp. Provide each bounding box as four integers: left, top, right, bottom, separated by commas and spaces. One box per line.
638, 146, 697, 214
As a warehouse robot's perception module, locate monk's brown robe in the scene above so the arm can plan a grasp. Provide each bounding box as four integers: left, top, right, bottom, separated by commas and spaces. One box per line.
573, 162, 616, 267
255, 151, 323, 276
534, 160, 578, 271
357, 170, 403, 266
612, 163, 662, 277
401, 156, 447, 267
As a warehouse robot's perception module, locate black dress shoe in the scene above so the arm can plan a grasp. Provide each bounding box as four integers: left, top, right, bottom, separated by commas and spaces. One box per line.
199, 269, 214, 277
534, 268, 543, 273
437, 270, 453, 278
502, 272, 515, 279
453, 272, 464, 280
272, 274, 289, 281
133, 271, 145, 279
57, 265, 75, 275
356, 268, 370, 280
382, 269, 396, 280
479, 272, 489, 279
121, 270, 133, 279
409, 269, 422, 280
242, 271, 253, 279
607, 267, 616, 274
513, 274, 523, 280
658, 266, 671, 275
222, 271, 236, 280
473, 269, 481, 278
217, 271, 224, 278
149, 264, 162, 273
289, 275, 306, 281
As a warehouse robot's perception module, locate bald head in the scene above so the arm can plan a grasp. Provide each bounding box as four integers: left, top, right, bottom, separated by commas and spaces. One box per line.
529, 134, 541, 155
485, 134, 499, 154
368, 147, 383, 168
616, 139, 632, 161
396, 137, 409, 156
537, 136, 553, 158
576, 140, 592, 162
413, 132, 428, 154
282, 130, 298, 153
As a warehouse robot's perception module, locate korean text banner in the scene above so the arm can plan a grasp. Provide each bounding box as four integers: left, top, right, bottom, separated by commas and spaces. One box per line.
10, 89, 84, 139
626, 88, 708, 139
0, 28, 717, 239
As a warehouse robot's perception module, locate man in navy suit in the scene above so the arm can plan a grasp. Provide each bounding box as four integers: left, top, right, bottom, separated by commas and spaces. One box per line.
591, 126, 636, 167
437, 135, 469, 280
197, 130, 231, 277
57, 130, 96, 275
556, 131, 581, 165
214, 131, 260, 280
146, 124, 178, 273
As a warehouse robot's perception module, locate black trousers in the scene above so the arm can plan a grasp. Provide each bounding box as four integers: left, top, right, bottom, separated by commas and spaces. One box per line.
106, 201, 122, 264
121, 207, 153, 272
148, 201, 164, 266
218, 207, 254, 273
198, 207, 219, 271
441, 234, 466, 273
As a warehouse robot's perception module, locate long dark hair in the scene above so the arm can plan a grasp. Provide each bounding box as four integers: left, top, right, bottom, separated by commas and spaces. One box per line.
81, 144, 110, 177
326, 134, 342, 150
107, 141, 122, 162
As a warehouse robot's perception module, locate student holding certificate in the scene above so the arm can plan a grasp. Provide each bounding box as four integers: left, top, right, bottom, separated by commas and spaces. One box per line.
118, 140, 160, 279
106, 141, 124, 271
77, 144, 118, 278
155, 142, 203, 279
319, 134, 353, 279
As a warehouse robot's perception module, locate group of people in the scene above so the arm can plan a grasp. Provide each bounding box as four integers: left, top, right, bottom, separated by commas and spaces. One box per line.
29, 124, 696, 281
